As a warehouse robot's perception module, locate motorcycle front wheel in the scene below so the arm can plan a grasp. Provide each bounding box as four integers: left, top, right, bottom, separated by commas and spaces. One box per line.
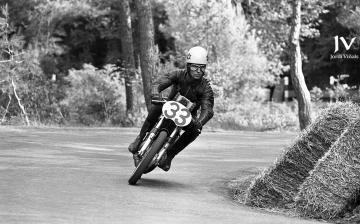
128, 130, 168, 185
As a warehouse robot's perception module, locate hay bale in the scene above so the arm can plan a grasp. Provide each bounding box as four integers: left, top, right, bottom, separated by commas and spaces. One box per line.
295, 118, 360, 219
244, 102, 360, 208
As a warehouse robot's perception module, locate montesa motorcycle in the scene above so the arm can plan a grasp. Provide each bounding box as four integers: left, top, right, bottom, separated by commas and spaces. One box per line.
128, 94, 195, 185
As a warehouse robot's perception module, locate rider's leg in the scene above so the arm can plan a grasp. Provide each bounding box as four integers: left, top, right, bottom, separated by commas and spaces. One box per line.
159, 121, 200, 171
128, 104, 162, 154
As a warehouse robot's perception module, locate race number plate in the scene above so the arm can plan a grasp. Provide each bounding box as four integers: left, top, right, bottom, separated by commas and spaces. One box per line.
162, 101, 192, 127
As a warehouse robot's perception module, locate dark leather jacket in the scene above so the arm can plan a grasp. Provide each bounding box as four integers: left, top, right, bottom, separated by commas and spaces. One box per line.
155, 69, 214, 126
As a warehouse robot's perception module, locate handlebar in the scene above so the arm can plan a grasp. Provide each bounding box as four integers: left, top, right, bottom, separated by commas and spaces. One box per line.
151, 94, 196, 112
151, 99, 167, 105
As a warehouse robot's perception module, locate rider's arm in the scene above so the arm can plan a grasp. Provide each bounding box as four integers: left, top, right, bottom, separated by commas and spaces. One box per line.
156, 70, 181, 93
198, 79, 214, 126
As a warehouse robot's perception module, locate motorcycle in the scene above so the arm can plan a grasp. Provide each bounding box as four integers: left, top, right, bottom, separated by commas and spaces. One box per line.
128, 94, 196, 185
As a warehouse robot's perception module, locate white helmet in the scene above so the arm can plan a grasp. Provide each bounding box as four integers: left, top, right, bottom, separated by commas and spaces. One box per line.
186, 46, 207, 65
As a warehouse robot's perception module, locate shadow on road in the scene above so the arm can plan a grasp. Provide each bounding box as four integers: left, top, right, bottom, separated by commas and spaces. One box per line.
133, 178, 188, 189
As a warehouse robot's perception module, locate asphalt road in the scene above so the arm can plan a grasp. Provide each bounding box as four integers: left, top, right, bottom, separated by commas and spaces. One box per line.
0, 127, 326, 224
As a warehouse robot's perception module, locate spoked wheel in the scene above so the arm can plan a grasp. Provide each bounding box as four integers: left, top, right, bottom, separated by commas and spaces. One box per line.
128, 131, 168, 185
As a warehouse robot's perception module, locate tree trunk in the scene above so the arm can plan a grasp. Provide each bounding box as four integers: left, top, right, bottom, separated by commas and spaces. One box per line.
130, 2, 140, 69
289, 0, 312, 130
134, 0, 155, 111
1, 92, 11, 124
11, 78, 30, 126
119, 0, 135, 113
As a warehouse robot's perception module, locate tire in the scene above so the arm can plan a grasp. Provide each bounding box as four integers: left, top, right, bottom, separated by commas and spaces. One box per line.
128, 131, 168, 185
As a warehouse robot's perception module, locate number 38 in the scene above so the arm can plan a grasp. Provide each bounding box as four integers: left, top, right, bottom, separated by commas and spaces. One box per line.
162, 101, 192, 127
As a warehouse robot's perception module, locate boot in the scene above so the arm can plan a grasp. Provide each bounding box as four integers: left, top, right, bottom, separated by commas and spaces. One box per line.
158, 154, 174, 172
158, 131, 199, 172
167, 131, 198, 157
128, 135, 142, 154
128, 120, 153, 154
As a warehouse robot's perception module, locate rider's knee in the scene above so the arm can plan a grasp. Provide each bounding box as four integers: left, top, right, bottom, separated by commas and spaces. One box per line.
146, 105, 162, 123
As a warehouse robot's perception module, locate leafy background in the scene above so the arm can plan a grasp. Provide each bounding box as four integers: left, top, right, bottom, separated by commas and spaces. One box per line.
0, 0, 359, 130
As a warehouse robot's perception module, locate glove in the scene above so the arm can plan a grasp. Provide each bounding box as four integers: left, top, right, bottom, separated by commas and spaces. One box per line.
151, 84, 162, 100
151, 92, 162, 101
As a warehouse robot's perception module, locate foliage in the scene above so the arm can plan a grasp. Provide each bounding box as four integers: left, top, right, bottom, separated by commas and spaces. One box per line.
163, 0, 253, 60
208, 99, 298, 131
207, 55, 270, 100
310, 86, 323, 102
4, 1, 359, 130
0, 0, 40, 43
310, 84, 360, 104
6, 0, 175, 72
240, 0, 360, 89
60, 64, 127, 126
336, 0, 360, 33
162, 0, 273, 99
14, 52, 65, 124
240, 0, 332, 73
0, 4, 31, 125
0, 3, 64, 125
30, 0, 111, 70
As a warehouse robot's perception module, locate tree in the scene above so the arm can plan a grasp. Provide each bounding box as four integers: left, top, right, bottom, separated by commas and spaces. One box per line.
289, 0, 311, 130
0, 4, 30, 125
238, 0, 340, 129
303, 2, 360, 89
134, 0, 156, 111
119, 0, 135, 113
162, 0, 272, 103
163, 0, 248, 61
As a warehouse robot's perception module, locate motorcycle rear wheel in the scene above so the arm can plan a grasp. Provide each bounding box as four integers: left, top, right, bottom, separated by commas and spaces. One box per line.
128, 130, 168, 185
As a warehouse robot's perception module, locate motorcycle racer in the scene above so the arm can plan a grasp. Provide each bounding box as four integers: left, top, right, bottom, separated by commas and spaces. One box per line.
128, 46, 214, 171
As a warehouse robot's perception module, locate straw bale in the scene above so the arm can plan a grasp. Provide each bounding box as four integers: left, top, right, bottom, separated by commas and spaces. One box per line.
244, 102, 360, 208
295, 118, 360, 219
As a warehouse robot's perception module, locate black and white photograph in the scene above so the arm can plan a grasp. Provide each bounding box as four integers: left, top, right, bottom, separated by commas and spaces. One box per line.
1, 0, 360, 223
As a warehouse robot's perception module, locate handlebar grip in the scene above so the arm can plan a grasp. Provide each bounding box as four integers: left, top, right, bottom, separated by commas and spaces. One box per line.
151, 99, 166, 105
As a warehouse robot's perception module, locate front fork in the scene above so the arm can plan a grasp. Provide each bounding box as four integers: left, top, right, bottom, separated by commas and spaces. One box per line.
137, 115, 181, 164
155, 127, 180, 164
138, 116, 165, 156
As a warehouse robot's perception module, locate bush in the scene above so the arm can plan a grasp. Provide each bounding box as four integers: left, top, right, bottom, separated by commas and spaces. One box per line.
206, 54, 273, 101
207, 99, 298, 131
310, 86, 323, 102
61, 64, 127, 126
0, 51, 65, 125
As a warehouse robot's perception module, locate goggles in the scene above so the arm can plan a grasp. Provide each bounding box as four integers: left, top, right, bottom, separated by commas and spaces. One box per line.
189, 64, 206, 72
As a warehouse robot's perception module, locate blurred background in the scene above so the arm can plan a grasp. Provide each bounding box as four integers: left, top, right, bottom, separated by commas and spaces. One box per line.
0, 0, 359, 131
